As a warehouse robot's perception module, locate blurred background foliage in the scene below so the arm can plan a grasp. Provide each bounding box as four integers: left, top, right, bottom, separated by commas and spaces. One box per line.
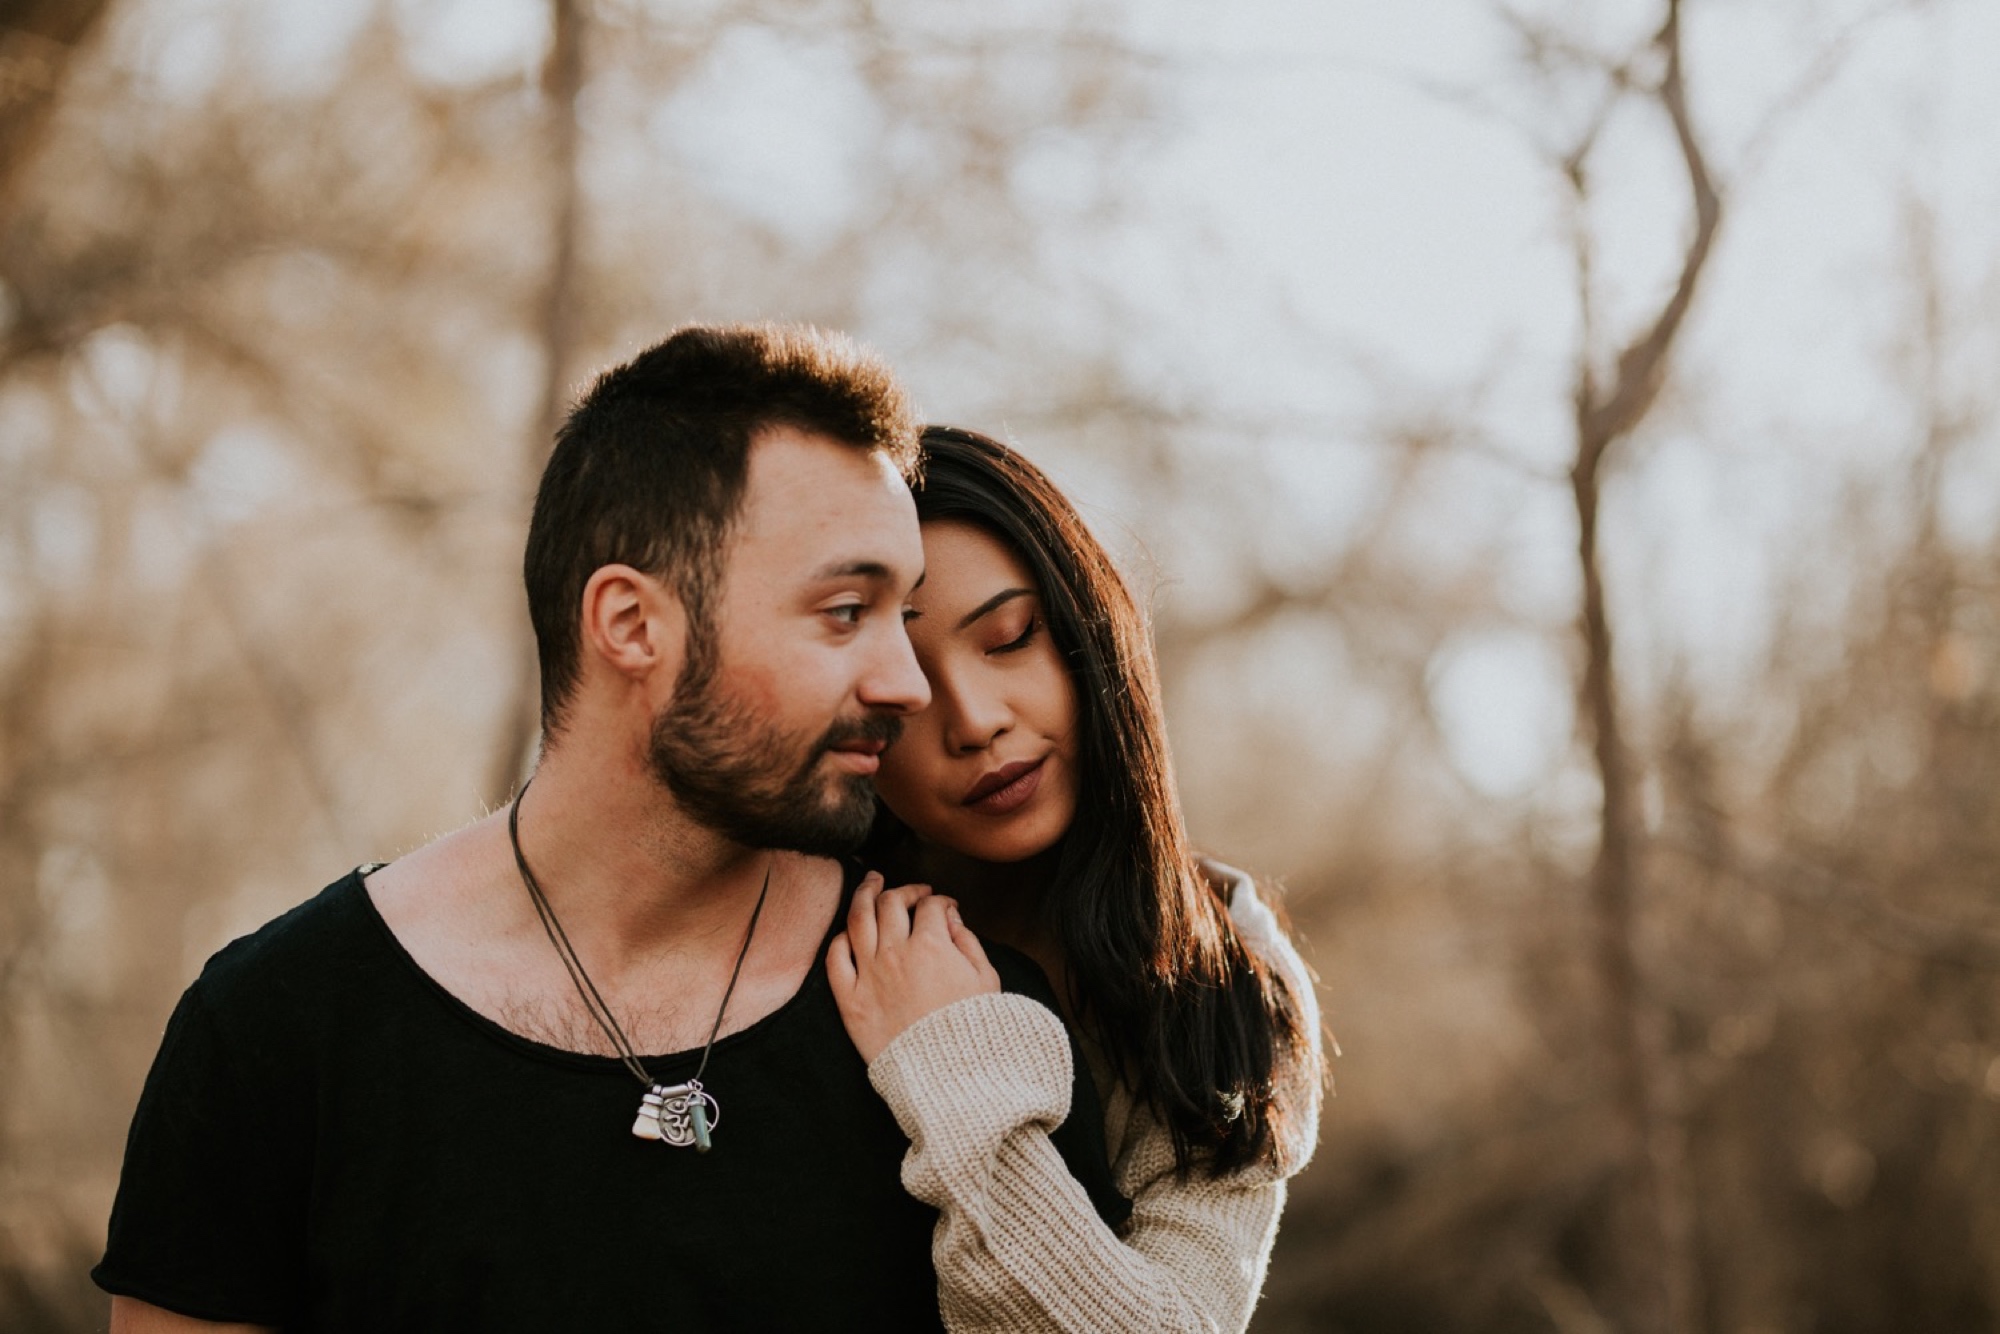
2, 0, 1997, 1330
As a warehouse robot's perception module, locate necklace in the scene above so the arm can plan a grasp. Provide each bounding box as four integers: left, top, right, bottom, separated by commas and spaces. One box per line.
507, 783, 771, 1152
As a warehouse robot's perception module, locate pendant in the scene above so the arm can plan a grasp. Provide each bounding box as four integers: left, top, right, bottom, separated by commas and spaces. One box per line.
631, 1080, 719, 1151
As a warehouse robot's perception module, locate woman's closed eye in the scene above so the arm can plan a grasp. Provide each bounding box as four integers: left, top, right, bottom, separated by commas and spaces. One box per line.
991, 615, 1042, 655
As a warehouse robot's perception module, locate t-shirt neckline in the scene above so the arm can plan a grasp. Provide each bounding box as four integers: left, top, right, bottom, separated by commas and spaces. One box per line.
342, 860, 858, 1077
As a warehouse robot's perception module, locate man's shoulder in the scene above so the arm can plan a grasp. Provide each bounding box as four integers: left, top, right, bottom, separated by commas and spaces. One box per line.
190, 870, 379, 1013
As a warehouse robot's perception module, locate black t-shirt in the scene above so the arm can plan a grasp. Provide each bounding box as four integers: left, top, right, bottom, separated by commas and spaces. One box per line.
94, 866, 1124, 1331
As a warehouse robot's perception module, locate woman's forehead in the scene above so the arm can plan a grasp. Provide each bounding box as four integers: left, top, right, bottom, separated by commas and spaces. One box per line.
915, 520, 1038, 605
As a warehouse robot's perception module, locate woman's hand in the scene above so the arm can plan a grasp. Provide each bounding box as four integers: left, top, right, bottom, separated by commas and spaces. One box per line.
828, 872, 1002, 1064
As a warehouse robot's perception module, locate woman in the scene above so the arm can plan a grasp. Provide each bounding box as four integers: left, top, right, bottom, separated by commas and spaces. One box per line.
826, 425, 1325, 1333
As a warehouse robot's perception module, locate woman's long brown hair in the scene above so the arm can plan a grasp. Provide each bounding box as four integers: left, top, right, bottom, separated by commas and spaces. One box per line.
875, 425, 1312, 1175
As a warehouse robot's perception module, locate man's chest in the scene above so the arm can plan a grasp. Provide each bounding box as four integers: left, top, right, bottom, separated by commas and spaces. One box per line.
296, 990, 944, 1332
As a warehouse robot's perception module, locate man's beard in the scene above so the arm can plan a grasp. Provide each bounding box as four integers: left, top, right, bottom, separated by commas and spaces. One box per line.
647, 653, 903, 858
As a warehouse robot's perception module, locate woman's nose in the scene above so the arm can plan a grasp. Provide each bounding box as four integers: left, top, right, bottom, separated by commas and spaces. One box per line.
939, 676, 1010, 754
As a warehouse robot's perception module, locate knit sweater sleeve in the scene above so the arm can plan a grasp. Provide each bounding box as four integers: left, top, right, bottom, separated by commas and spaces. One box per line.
869, 994, 1283, 1332
866, 872, 1321, 1334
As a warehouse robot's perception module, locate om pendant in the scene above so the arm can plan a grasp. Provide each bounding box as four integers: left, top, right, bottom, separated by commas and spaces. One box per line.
632, 1080, 718, 1152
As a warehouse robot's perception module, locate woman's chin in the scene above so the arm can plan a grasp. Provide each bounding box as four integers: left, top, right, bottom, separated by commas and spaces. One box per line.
897, 812, 1064, 868
964, 837, 1059, 865
950, 814, 1069, 866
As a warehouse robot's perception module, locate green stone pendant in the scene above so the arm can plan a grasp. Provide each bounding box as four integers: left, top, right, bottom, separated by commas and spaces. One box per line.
691, 1097, 712, 1153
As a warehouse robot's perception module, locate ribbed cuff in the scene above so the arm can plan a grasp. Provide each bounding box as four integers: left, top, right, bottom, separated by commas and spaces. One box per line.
868, 992, 1073, 1143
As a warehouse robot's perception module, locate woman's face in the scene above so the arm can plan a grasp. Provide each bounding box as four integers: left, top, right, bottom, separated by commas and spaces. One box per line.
875, 519, 1080, 864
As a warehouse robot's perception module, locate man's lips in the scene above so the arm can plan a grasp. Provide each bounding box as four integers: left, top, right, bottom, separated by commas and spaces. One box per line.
826, 738, 887, 774
962, 757, 1045, 811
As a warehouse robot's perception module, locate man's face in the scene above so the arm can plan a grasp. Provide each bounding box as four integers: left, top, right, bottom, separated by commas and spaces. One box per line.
648, 427, 929, 856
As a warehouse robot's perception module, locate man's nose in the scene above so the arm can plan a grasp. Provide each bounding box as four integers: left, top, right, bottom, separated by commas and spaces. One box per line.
860, 621, 931, 716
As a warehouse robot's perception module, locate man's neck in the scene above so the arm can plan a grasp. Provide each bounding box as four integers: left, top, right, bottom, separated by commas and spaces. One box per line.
367, 737, 846, 1058
513, 744, 772, 963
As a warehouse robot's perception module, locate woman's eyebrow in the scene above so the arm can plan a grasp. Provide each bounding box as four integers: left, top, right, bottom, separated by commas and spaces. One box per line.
956, 587, 1033, 631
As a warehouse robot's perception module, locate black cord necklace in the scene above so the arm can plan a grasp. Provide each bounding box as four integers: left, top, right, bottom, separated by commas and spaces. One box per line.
507, 782, 771, 1152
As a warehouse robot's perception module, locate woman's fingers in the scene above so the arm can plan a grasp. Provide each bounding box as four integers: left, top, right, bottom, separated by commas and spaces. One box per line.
909, 893, 957, 940
828, 885, 1006, 1062
944, 906, 1003, 992
873, 881, 932, 945
826, 932, 857, 996
847, 875, 952, 961
846, 875, 940, 958
913, 898, 1002, 994
847, 871, 884, 958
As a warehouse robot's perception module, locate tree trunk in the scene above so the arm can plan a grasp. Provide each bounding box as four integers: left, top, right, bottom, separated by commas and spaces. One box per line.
487, 0, 586, 806
1566, 3, 1718, 1328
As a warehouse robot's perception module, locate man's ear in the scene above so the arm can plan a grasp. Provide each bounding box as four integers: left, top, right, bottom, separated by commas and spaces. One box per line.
579, 564, 687, 689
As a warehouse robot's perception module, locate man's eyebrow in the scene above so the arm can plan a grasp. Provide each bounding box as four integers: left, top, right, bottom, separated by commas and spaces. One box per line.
956, 587, 1032, 631
812, 559, 896, 581
811, 560, 925, 598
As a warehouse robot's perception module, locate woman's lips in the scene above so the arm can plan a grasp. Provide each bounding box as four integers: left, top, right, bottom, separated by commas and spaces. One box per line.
962, 757, 1045, 814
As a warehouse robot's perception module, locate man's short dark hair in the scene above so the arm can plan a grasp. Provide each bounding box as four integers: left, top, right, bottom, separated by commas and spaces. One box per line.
524, 322, 919, 734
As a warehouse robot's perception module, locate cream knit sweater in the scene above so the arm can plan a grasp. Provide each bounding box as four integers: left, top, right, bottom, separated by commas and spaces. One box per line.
867, 870, 1324, 1333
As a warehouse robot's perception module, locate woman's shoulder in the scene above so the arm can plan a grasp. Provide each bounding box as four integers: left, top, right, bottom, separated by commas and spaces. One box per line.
1201, 859, 1317, 1016
1200, 856, 1327, 1178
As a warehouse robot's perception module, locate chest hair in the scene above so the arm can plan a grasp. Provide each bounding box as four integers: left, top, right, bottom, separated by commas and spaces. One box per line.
498, 987, 717, 1059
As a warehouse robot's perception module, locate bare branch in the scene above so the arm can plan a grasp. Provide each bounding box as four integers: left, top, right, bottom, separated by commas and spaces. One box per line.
1734, 0, 1922, 178
1575, 0, 1721, 460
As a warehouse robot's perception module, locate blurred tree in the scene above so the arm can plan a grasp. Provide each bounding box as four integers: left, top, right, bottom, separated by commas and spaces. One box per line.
0, 0, 116, 202
5, 1, 1997, 1331
486, 0, 584, 805
1239, 4, 2000, 1331
0, 0, 1164, 1325
1554, 3, 1718, 1327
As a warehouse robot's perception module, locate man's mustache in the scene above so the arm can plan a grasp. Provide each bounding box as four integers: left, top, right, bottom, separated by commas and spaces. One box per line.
817, 713, 904, 755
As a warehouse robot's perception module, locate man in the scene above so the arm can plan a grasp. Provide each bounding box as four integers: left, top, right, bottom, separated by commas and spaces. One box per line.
93, 324, 953, 1330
